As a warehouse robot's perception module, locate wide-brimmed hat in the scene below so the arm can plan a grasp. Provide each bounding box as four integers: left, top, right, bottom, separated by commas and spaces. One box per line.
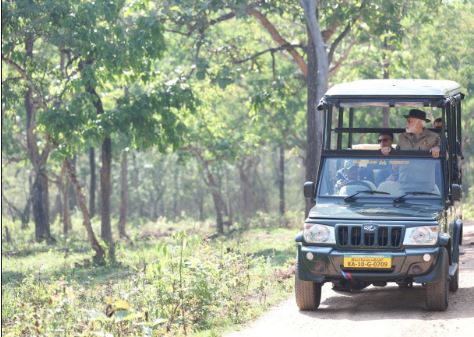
403, 109, 430, 122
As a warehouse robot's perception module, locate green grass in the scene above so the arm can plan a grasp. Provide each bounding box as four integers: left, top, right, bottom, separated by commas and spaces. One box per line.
1, 214, 300, 337
461, 189, 474, 220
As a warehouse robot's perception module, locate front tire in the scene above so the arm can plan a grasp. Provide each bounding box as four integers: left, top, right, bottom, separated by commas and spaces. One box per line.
295, 264, 322, 310
425, 248, 449, 311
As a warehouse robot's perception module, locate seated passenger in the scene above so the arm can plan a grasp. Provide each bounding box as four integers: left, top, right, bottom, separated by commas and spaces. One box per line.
335, 164, 372, 195
379, 132, 395, 156
397, 109, 440, 158
336, 160, 352, 181
398, 160, 437, 193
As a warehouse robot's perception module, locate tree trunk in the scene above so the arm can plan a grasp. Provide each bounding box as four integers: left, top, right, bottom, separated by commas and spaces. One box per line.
202, 161, 226, 234
254, 164, 268, 213
24, 34, 54, 243
65, 158, 105, 265
4, 226, 11, 243
21, 194, 32, 229
196, 189, 205, 221
224, 165, 233, 227
239, 164, 251, 221
304, 30, 319, 216
101, 137, 114, 261
53, 192, 62, 223
132, 153, 143, 218
2, 190, 31, 229
278, 144, 286, 216
301, 1, 329, 216
212, 191, 225, 234
173, 167, 179, 218
68, 156, 77, 210
61, 161, 72, 235
89, 147, 96, 217
21, 175, 33, 229
118, 151, 129, 240
238, 157, 258, 221
32, 167, 54, 242
79, 58, 112, 258
382, 38, 390, 127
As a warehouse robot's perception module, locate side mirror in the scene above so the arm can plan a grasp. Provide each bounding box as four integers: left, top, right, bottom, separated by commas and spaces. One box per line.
303, 181, 315, 199
451, 184, 462, 201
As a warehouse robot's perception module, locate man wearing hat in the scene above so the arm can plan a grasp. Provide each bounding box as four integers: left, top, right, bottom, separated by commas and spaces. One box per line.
396, 109, 440, 158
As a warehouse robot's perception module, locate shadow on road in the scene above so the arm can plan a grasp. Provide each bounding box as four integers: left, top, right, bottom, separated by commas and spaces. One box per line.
298, 284, 474, 320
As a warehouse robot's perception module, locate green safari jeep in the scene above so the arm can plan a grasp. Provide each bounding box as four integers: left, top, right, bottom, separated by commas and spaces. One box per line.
295, 80, 464, 311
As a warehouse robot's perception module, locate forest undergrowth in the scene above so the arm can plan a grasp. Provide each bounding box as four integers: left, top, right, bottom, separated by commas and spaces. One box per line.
1, 212, 300, 337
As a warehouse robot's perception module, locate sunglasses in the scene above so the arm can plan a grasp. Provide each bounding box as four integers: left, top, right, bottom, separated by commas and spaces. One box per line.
378, 138, 391, 143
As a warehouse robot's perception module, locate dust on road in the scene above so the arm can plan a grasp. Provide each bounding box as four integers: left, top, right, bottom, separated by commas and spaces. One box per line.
226, 221, 474, 337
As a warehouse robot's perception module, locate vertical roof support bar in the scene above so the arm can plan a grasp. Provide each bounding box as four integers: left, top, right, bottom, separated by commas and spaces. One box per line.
337, 106, 344, 150
456, 99, 463, 185
456, 99, 462, 154
348, 108, 354, 149
446, 101, 455, 196
441, 105, 449, 200
326, 105, 333, 150
322, 105, 328, 150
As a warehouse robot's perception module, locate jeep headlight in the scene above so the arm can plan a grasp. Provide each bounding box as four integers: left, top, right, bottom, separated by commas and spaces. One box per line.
403, 226, 439, 245
304, 223, 336, 244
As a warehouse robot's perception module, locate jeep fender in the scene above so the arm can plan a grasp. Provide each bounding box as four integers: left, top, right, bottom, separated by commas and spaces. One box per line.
413, 247, 447, 284
295, 231, 304, 243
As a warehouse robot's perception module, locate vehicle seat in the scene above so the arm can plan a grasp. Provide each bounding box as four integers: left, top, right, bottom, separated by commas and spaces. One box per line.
373, 168, 391, 186
362, 180, 376, 190
377, 181, 402, 196
339, 184, 371, 196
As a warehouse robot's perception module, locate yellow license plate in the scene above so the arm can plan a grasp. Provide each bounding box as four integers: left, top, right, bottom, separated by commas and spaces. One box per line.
343, 255, 392, 269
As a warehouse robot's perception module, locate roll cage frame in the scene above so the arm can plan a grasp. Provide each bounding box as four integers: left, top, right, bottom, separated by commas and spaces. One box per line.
317, 85, 464, 204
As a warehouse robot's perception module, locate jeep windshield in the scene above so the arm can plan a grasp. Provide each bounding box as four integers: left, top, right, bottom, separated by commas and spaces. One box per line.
317, 157, 442, 199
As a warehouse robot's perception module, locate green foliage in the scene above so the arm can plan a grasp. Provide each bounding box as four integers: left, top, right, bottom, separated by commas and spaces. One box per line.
2, 217, 295, 336
2, 1, 474, 335
2, 0, 195, 161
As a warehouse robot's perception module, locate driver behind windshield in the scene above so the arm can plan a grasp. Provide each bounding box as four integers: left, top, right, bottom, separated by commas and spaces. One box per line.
334, 163, 372, 194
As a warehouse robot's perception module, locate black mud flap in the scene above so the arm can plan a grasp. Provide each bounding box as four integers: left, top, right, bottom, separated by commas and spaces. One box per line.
451, 220, 462, 264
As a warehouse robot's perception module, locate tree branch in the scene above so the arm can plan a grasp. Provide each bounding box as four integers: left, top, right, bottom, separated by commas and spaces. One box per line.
186, 2, 262, 36
329, 39, 357, 75
201, 11, 237, 33
233, 44, 305, 65
2, 76, 23, 84
164, 28, 190, 36
327, 0, 366, 65
1, 55, 47, 109
247, 8, 308, 77
327, 22, 352, 65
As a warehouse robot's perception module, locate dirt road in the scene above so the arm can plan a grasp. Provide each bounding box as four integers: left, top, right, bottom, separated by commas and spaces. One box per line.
226, 221, 474, 337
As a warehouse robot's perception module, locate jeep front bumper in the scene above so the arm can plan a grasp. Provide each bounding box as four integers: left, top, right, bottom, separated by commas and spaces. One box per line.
297, 244, 445, 284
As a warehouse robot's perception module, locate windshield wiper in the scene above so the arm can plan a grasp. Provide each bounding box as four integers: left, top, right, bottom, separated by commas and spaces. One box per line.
344, 190, 390, 202
393, 191, 439, 203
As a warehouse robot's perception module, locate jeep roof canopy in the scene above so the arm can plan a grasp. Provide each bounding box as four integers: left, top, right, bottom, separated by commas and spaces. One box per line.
317, 79, 464, 193
320, 79, 463, 110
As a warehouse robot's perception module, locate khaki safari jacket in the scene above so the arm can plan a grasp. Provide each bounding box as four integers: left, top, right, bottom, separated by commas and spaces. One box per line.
396, 128, 440, 151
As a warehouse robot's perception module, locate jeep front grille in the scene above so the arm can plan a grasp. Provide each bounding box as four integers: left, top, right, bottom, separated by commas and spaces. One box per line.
337, 225, 403, 248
